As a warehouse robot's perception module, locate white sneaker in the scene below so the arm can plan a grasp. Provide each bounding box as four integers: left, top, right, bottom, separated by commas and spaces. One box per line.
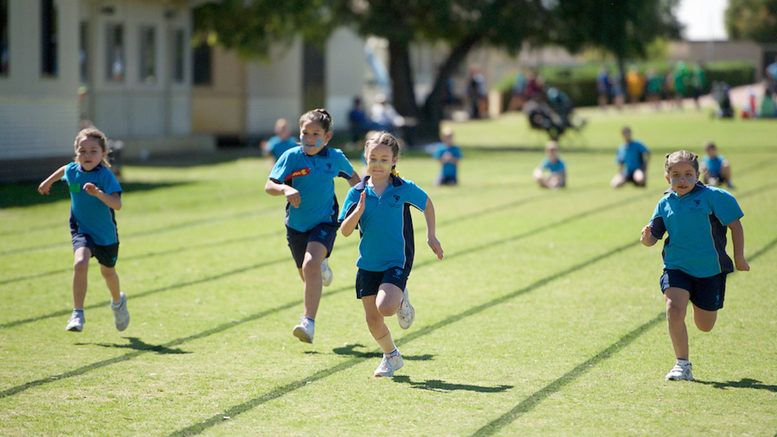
321, 258, 333, 287
111, 292, 130, 331
374, 352, 404, 377
292, 316, 314, 343
65, 312, 85, 332
397, 287, 415, 329
665, 360, 694, 381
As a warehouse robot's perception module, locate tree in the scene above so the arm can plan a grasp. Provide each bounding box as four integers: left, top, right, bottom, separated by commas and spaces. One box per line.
726, 0, 777, 43
195, 0, 680, 140
550, 0, 682, 94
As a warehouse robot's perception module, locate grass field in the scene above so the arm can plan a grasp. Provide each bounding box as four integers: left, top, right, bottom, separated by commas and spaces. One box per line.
1, 108, 776, 436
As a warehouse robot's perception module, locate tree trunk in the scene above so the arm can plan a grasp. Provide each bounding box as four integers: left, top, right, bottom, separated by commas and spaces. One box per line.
388, 39, 418, 118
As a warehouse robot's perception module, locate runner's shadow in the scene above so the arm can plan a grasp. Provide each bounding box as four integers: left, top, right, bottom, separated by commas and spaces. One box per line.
331, 343, 434, 361
75, 336, 190, 355
392, 375, 513, 393
693, 378, 777, 393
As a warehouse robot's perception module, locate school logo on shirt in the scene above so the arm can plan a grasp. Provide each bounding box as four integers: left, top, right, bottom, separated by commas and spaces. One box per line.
694, 200, 701, 205
326, 163, 332, 169
285, 167, 311, 182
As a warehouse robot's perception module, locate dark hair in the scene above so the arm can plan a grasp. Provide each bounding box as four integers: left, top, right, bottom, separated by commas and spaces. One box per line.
299, 108, 333, 132
364, 131, 401, 176
704, 141, 717, 151
74, 127, 111, 167
664, 150, 698, 174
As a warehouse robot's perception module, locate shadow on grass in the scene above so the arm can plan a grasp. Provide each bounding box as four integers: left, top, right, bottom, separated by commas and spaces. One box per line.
75, 336, 190, 355
0, 180, 191, 209
392, 375, 513, 393
331, 343, 434, 361
693, 378, 777, 393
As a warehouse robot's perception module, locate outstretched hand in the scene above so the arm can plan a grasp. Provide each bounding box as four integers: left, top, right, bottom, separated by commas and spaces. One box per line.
83, 182, 99, 196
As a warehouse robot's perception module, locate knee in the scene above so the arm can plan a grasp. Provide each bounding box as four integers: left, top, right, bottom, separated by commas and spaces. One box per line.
376, 300, 396, 317
665, 300, 686, 321
73, 257, 89, 273
100, 266, 117, 279
364, 313, 383, 331
301, 257, 321, 276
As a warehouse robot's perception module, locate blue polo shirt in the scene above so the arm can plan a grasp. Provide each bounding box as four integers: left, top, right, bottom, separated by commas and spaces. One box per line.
701, 155, 725, 177
616, 140, 649, 174
339, 175, 428, 272
267, 136, 298, 161
269, 146, 354, 232
433, 144, 462, 179
62, 162, 122, 246
649, 181, 743, 278
540, 157, 565, 173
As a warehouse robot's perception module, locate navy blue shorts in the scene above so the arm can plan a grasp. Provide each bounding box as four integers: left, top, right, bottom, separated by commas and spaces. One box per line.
621, 169, 646, 186
72, 233, 119, 267
660, 269, 727, 311
286, 223, 338, 268
438, 175, 458, 186
355, 267, 409, 299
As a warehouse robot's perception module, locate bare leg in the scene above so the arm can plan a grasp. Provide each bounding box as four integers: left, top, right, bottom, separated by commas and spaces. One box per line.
611, 173, 626, 188
362, 295, 396, 354
375, 283, 403, 317
300, 241, 327, 320
72, 247, 91, 310
633, 169, 646, 186
692, 304, 718, 332
664, 287, 691, 360
100, 265, 121, 304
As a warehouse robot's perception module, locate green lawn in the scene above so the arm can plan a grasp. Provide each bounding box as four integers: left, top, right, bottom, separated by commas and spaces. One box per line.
1, 108, 776, 436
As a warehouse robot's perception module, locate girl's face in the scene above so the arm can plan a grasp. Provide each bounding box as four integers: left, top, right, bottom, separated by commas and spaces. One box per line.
75, 137, 106, 171
299, 120, 332, 156
365, 143, 397, 181
666, 160, 698, 197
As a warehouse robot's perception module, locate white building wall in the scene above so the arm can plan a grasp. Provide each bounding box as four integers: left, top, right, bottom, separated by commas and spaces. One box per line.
325, 28, 366, 128
0, 0, 80, 160
245, 40, 304, 135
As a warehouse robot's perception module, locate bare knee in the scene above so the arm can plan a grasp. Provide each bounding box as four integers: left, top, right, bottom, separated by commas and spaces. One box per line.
100, 266, 117, 279
665, 299, 686, 322
301, 257, 321, 277
73, 257, 89, 274
376, 300, 396, 317
364, 312, 384, 335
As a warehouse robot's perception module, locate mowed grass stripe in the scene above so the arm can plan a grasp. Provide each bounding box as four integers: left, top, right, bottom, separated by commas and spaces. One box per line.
0, 189, 652, 396
471, 232, 777, 436
0, 188, 647, 330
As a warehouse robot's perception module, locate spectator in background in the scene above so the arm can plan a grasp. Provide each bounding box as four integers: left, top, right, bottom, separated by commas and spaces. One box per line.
597, 67, 612, 110
672, 61, 690, 109
700, 142, 734, 188
467, 67, 488, 119
508, 70, 528, 111
626, 65, 645, 105
645, 68, 664, 110
765, 56, 777, 94
533, 140, 566, 189
263, 118, 297, 162
611, 71, 625, 111
432, 126, 463, 186
371, 93, 405, 134
758, 89, 777, 118
611, 126, 650, 188
348, 97, 381, 142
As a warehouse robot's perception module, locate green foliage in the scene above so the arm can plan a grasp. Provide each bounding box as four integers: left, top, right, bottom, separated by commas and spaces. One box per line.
726, 0, 777, 43
2, 111, 777, 434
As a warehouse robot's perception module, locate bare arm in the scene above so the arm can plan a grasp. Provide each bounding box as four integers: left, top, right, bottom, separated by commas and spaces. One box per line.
38, 165, 67, 195
424, 197, 444, 260
265, 178, 300, 208
347, 171, 361, 187
340, 191, 365, 237
640, 224, 658, 247
728, 219, 750, 271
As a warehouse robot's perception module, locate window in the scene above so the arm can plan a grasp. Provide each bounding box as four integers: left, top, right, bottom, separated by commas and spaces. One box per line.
173, 28, 185, 83
192, 40, 211, 85
1, 0, 8, 76
78, 21, 88, 83
139, 25, 155, 84
41, 0, 57, 77
105, 23, 124, 82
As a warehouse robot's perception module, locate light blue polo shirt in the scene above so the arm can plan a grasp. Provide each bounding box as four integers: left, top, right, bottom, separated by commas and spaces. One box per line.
267, 136, 298, 161
701, 155, 725, 177
540, 157, 565, 173
616, 140, 649, 174
433, 143, 462, 179
339, 175, 428, 272
649, 181, 743, 278
269, 146, 354, 232
62, 162, 122, 246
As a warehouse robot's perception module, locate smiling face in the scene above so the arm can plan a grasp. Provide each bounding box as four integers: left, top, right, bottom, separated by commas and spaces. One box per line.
75, 137, 107, 171
666, 160, 698, 197
365, 143, 397, 182
299, 120, 332, 156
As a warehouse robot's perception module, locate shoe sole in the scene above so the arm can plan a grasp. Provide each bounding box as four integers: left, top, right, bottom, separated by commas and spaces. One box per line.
398, 304, 414, 329
66, 326, 83, 332
293, 326, 312, 343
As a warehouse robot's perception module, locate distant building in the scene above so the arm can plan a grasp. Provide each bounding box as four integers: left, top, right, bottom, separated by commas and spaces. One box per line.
0, 0, 213, 183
